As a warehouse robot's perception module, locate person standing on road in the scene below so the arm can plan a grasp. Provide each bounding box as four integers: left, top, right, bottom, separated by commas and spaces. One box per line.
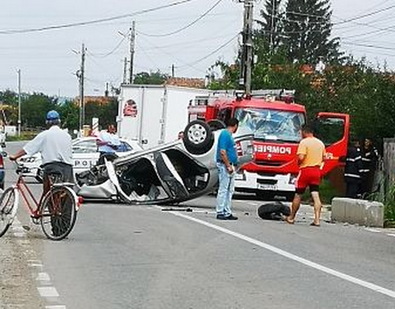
9, 110, 73, 194
360, 137, 379, 198
216, 118, 239, 220
96, 124, 121, 165
285, 124, 326, 226
344, 137, 363, 198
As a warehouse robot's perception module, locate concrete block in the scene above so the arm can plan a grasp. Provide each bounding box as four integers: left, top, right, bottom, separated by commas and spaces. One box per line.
331, 197, 384, 227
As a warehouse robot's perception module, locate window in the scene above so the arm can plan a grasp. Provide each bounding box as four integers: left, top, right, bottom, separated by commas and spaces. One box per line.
117, 142, 133, 152
72, 140, 97, 153
235, 108, 305, 143
314, 117, 345, 146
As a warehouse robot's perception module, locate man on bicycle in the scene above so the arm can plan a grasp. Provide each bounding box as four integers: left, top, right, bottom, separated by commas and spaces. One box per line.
9, 110, 73, 194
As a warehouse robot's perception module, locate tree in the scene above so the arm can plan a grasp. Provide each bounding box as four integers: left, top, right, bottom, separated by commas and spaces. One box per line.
283, 0, 342, 64
133, 70, 169, 85
255, 0, 284, 53
21, 93, 57, 128
58, 100, 79, 130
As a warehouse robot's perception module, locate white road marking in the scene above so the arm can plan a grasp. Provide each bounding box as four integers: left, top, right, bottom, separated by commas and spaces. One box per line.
36, 272, 51, 282
387, 234, 395, 237
37, 287, 59, 298
171, 211, 395, 299
365, 228, 381, 233
46, 306, 66, 309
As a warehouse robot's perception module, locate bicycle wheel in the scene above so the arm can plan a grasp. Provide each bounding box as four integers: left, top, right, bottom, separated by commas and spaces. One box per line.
40, 186, 77, 241
0, 187, 19, 238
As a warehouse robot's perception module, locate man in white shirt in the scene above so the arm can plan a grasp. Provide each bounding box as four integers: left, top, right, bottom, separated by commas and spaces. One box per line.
96, 124, 121, 165
10, 110, 73, 193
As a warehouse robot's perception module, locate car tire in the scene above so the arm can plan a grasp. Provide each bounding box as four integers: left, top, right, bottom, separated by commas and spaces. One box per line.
183, 120, 214, 155
257, 202, 290, 220
207, 119, 225, 131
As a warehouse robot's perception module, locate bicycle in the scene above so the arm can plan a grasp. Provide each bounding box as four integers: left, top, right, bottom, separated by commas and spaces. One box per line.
0, 161, 80, 240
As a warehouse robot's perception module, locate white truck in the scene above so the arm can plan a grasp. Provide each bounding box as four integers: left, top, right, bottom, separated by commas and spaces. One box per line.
117, 84, 209, 149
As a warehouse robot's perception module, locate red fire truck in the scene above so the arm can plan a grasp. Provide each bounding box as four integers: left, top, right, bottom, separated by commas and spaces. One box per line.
187, 90, 349, 200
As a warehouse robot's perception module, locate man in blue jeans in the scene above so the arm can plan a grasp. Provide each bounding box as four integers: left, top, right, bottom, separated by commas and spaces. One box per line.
216, 118, 239, 220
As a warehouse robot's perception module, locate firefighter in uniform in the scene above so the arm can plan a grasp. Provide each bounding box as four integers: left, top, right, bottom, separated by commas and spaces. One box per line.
344, 138, 363, 198
360, 138, 379, 198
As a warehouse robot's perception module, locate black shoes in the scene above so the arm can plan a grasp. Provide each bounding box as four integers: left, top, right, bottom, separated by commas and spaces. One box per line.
216, 214, 238, 220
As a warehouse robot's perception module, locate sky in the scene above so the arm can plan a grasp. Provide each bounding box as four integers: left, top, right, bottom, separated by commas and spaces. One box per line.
0, 0, 394, 98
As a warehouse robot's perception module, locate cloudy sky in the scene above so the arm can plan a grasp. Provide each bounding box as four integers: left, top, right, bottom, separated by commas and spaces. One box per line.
0, 0, 394, 98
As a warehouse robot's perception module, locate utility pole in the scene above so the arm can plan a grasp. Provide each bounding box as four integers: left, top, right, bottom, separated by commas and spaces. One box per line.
171, 64, 175, 78
17, 69, 21, 136
123, 57, 128, 83
239, 0, 254, 95
77, 43, 86, 135
129, 21, 136, 84
270, 0, 276, 52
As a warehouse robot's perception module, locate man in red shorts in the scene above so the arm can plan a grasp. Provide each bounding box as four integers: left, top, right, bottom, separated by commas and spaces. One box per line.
286, 125, 326, 226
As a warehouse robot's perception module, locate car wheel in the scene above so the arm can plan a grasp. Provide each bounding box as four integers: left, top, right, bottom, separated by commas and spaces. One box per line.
207, 119, 225, 131
183, 120, 214, 155
257, 202, 290, 220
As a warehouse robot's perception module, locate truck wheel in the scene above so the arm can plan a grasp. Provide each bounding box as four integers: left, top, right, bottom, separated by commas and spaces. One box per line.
183, 120, 214, 155
207, 119, 225, 131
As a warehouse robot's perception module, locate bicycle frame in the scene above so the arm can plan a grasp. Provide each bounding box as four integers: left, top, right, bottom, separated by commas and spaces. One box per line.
14, 174, 44, 219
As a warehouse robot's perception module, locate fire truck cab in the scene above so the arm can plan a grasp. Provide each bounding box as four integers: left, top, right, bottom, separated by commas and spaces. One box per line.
188, 90, 349, 200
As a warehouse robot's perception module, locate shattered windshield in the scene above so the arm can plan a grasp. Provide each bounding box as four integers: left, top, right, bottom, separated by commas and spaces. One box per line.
235, 108, 305, 142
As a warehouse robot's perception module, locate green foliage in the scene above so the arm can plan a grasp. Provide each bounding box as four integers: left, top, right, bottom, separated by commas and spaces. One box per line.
21, 93, 58, 128
301, 177, 338, 204
383, 186, 395, 222
58, 100, 79, 130
255, 0, 343, 64
84, 98, 118, 129
133, 70, 169, 85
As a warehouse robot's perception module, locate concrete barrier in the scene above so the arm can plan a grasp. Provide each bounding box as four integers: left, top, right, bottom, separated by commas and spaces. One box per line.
331, 197, 384, 227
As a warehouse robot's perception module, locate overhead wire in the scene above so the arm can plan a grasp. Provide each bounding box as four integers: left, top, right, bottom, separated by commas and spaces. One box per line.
0, 0, 194, 35
137, 0, 224, 37
176, 33, 239, 69
88, 33, 129, 58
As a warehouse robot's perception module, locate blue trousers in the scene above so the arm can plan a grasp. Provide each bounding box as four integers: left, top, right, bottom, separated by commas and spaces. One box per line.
216, 163, 235, 217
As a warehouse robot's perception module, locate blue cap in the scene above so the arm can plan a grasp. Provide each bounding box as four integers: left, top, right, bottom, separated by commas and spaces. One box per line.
46, 110, 60, 120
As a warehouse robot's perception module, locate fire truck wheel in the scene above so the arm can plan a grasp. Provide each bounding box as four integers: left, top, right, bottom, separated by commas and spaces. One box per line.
183, 120, 214, 155
207, 119, 225, 131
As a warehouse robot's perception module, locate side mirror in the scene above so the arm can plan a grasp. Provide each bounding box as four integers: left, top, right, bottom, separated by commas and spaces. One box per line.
1, 152, 8, 157
141, 139, 148, 145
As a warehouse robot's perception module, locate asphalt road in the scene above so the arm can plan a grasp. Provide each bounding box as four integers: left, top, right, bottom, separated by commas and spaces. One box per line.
1, 142, 395, 309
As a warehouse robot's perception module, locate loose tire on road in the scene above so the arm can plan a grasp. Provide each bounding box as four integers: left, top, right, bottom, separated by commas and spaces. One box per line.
257, 202, 290, 220
183, 120, 214, 155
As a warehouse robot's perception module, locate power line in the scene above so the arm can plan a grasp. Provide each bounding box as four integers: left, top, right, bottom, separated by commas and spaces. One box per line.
342, 41, 395, 51
88, 34, 129, 58
137, 0, 224, 37
0, 0, 194, 35
177, 33, 239, 69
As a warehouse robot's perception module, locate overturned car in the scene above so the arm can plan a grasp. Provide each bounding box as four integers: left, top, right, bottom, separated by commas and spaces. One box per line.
75, 120, 254, 204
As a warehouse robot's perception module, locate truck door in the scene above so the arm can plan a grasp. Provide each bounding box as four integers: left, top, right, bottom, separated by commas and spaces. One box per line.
314, 112, 350, 176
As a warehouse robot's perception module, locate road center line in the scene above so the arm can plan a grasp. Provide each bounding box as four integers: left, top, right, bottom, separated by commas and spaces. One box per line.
171, 211, 395, 299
